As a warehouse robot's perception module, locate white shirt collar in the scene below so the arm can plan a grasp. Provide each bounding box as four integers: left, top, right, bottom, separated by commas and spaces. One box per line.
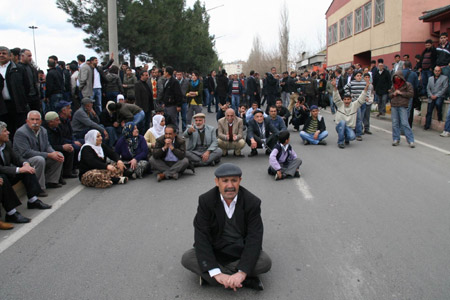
220, 194, 238, 219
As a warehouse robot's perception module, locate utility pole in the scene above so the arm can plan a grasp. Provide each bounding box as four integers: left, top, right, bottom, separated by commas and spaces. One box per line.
28, 25, 38, 66
107, 0, 119, 66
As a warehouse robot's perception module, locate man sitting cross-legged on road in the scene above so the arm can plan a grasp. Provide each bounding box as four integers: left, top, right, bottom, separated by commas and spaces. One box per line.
183, 113, 222, 167
299, 105, 328, 145
181, 163, 272, 291
0, 122, 52, 227
149, 124, 190, 181
268, 131, 302, 180
217, 108, 246, 157
246, 110, 279, 157
332, 79, 370, 149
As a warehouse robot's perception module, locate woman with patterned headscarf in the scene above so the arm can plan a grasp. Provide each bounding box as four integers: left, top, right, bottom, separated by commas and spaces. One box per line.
114, 122, 149, 179
78, 129, 127, 188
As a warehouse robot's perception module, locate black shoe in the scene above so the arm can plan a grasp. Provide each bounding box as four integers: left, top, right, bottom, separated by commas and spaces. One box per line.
63, 173, 78, 179
242, 276, 264, 291
187, 162, 196, 174
294, 171, 301, 178
46, 183, 62, 189
5, 212, 31, 223
233, 152, 245, 157
338, 143, 345, 149
364, 130, 372, 135
344, 140, 350, 145
248, 149, 258, 157
265, 149, 271, 155
318, 140, 327, 145
59, 177, 67, 185
27, 199, 52, 210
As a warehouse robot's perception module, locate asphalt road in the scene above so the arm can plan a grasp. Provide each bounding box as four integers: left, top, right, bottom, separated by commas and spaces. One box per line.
1, 110, 449, 300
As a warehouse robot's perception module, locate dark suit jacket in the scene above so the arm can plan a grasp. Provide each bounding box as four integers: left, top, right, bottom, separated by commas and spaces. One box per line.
0, 141, 26, 176
161, 77, 182, 107
134, 80, 153, 113
247, 117, 279, 140
152, 135, 186, 161
246, 76, 257, 96
193, 186, 263, 274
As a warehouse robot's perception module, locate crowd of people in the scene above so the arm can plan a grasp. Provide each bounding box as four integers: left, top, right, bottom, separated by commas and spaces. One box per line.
0, 32, 449, 231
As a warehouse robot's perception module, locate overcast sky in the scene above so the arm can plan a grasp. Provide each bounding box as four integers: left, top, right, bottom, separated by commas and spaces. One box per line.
1, 0, 332, 70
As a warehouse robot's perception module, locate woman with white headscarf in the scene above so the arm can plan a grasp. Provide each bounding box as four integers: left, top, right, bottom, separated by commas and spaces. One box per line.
78, 129, 127, 188
144, 114, 166, 153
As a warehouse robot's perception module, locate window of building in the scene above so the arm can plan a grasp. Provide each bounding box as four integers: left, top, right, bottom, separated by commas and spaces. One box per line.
375, 0, 384, 24
346, 13, 353, 37
340, 18, 345, 40
355, 8, 362, 33
363, 2, 372, 29
332, 23, 338, 44
328, 23, 338, 45
340, 13, 353, 40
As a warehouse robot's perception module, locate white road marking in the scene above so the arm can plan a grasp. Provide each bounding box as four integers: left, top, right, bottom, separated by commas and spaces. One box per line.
295, 178, 314, 201
370, 125, 450, 155
0, 185, 84, 255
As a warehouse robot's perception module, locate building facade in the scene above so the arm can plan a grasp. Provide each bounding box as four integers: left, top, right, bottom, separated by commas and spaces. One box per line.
326, 0, 449, 69
223, 62, 244, 75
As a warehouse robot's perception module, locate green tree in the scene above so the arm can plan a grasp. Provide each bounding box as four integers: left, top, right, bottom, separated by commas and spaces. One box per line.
56, 0, 219, 72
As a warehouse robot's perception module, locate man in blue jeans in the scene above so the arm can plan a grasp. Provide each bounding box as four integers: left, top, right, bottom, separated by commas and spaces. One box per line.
332, 79, 370, 148
441, 106, 450, 137
299, 105, 328, 145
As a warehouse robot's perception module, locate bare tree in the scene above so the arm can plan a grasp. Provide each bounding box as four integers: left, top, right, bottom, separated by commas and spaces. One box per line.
279, 1, 289, 72
244, 35, 283, 75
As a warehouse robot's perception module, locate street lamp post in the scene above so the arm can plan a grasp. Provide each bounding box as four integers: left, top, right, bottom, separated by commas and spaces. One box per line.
28, 25, 38, 66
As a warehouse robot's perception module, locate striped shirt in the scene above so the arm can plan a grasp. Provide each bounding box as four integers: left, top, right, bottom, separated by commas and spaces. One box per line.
344, 80, 366, 102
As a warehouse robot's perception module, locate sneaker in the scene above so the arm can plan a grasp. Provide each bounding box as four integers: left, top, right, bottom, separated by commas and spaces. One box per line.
318, 140, 327, 145
338, 143, 345, 149
409, 142, 415, 148
440, 131, 449, 137
303, 140, 310, 145
118, 176, 128, 184
392, 140, 400, 146
364, 130, 372, 135
344, 140, 350, 145
356, 136, 362, 141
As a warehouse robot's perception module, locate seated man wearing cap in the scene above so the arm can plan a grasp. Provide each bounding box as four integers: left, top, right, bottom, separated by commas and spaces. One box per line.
149, 124, 190, 181
181, 163, 272, 291
183, 113, 222, 167
246, 110, 279, 156
299, 105, 328, 145
13, 111, 64, 191
44, 111, 78, 179
0, 121, 52, 228
332, 79, 370, 148
217, 108, 245, 157
57, 100, 83, 157
71, 97, 109, 140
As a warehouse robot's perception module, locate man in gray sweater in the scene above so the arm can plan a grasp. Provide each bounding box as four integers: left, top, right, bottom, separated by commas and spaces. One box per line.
13, 111, 64, 190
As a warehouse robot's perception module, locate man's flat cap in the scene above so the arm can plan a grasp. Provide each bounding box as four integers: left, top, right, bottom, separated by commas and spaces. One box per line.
193, 113, 206, 119
81, 97, 95, 105
214, 163, 242, 178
